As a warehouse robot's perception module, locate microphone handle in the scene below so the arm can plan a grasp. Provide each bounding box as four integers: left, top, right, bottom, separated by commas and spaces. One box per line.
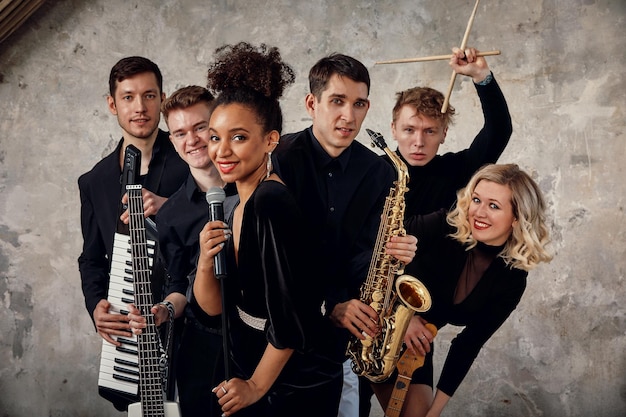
209, 202, 228, 279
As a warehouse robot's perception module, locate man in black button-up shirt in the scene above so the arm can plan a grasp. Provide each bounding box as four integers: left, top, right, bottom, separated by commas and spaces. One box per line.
151, 86, 233, 417
273, 53, 417, 417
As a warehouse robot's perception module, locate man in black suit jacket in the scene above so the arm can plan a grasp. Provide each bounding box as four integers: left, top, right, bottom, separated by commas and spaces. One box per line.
77, 57, 188, 410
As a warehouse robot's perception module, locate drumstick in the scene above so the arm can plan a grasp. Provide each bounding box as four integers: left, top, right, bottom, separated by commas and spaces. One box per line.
375, 50, 500, 65
374, 50, 500, 65
441, 0, 480, 113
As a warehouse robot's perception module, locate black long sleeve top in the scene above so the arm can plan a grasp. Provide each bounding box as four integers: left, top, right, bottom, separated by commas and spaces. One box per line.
405, 210, 527, 396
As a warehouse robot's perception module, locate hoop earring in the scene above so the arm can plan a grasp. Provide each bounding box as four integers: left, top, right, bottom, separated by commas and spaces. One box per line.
266, 152, 273, 179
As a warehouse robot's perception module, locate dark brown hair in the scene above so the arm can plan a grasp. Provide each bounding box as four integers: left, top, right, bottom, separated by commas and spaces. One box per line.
108, 56, 163, 97
308, 53, 370, 99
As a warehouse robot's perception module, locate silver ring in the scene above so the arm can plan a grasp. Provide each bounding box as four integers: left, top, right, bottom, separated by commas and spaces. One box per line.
420, 335, 426, 340
221, 386, 227, 394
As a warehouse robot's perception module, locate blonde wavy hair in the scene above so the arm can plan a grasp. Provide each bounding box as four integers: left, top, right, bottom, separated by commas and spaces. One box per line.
447, 164, 553, 271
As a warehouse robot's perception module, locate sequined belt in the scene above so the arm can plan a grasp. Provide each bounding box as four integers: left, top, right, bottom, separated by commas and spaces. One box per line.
237, 306, 267, 331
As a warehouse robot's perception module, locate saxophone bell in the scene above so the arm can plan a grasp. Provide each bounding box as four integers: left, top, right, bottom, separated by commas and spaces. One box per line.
396, 274, 431, 313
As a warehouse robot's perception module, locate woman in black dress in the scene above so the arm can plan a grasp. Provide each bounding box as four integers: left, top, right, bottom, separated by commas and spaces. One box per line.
372, 163, 553, 417
194, 42, 342, 417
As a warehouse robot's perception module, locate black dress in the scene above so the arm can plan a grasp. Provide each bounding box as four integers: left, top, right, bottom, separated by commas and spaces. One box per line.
223, 179, 342, 417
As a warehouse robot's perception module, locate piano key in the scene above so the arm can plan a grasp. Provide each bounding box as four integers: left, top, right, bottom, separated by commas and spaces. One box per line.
99, 231, 158, 399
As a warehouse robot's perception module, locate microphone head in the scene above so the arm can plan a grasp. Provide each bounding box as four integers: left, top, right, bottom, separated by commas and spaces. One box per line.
206, 186, 226, 205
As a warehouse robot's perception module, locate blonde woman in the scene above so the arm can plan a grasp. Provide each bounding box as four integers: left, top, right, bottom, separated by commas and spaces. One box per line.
372, 163, 553, 417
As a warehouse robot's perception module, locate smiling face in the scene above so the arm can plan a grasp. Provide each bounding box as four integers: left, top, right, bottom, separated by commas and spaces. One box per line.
167, 102, 213, 170
468, 180, 517, 246
107, 71, 164, 141
306, 74, 370, 158
391, 106, 447, 167
208, 103, 276, 188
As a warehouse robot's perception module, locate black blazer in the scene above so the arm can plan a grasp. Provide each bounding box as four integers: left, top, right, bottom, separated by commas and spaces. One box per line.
77, 129, 188, 321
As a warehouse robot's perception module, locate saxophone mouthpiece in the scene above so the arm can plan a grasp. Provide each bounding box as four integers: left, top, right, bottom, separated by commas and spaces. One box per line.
366, 128, 387, 150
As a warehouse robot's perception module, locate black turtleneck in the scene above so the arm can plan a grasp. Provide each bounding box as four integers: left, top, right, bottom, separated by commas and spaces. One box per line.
454, 241, 504, 304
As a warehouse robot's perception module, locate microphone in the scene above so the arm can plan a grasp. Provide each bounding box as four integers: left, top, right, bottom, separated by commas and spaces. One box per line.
206, 186, 227, 279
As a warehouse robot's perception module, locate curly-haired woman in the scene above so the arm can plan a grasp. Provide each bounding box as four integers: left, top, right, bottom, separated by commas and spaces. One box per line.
194, 42, 343, 417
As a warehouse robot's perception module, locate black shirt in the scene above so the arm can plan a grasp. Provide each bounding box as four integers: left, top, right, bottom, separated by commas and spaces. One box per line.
156, 175, 236, 329
273, 127, 396, 359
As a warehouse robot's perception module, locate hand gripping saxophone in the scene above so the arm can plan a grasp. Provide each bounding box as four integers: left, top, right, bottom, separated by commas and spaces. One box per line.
346, 129, 432, 383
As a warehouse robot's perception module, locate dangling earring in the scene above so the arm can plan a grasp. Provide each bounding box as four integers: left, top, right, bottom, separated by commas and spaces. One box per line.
266, 141, 279, 179
266, 152, 273, 179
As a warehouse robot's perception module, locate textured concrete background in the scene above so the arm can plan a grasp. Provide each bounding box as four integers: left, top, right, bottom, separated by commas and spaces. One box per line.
0, 0, 624, 416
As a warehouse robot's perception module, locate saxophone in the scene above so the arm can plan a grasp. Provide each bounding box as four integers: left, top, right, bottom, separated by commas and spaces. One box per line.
346, 129, 432, 383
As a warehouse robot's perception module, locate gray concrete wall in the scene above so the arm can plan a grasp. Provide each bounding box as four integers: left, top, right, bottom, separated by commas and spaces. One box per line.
0, 0, 624, 416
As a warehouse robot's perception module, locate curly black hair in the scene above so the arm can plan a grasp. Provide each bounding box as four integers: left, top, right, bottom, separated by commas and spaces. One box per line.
206, 42, 295, 133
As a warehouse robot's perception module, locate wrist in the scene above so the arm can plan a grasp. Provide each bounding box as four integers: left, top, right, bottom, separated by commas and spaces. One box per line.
474, 71, 493, 85
197, 259, 214, 275
157, 300, 175, 322
247, 377, 270, 398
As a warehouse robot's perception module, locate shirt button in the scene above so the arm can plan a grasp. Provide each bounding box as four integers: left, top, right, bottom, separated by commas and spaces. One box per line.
328, 172, 333, 177
330, 207, 335, 212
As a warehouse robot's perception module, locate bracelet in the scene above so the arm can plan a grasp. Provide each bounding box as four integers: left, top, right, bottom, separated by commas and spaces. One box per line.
475, 71, 493, 86
158, 300, 175, 321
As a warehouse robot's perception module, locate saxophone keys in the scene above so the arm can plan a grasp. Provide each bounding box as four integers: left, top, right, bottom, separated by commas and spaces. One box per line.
370, 302, 382, 314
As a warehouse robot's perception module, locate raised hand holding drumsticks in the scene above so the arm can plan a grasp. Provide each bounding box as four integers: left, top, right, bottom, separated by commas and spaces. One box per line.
374, 0, 497, 113
449, 46, 492, 85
